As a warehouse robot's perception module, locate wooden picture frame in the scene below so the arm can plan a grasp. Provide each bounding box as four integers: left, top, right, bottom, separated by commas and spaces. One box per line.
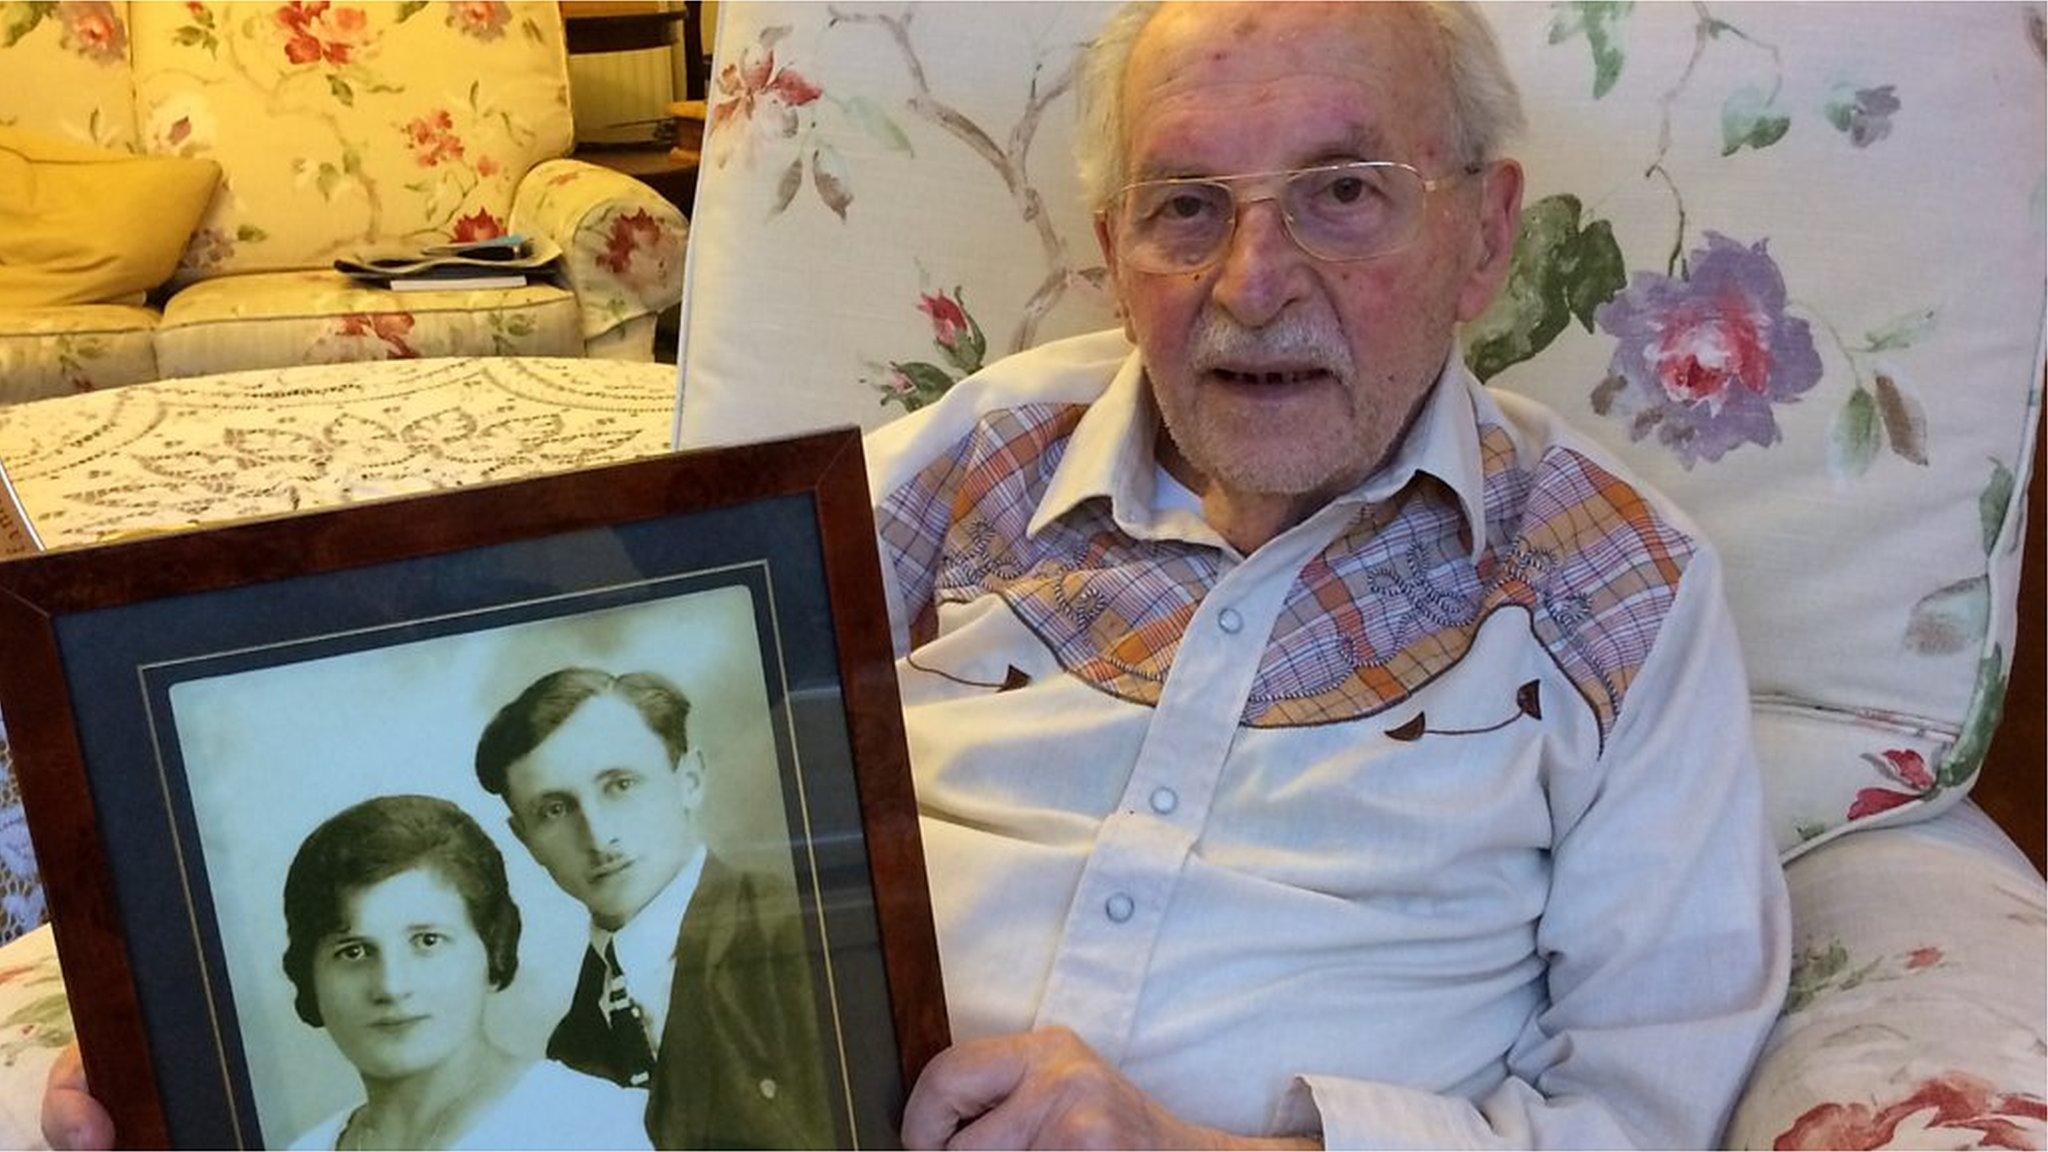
0, 429, 945, 1148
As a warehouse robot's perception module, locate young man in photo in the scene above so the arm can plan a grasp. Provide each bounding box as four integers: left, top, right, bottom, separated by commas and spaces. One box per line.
473, 668, 835, 1150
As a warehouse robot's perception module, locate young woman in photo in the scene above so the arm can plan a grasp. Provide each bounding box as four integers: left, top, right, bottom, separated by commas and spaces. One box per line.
280, 794, 650, 1151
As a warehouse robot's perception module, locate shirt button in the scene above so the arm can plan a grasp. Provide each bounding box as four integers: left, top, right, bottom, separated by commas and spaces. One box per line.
759, 1077, 778, 1099
1217, 607, 1243, 634
1149, 787, 1178, 814
1104, 893, 1135, 923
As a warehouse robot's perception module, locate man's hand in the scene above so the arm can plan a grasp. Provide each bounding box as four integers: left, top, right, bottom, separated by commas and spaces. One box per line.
901, 1027, 1318, 1151
42, 1043, 113, 1151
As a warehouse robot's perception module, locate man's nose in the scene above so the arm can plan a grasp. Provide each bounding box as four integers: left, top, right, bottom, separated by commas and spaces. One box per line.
579, 800, 622, 855
1209, 197, 1309, 328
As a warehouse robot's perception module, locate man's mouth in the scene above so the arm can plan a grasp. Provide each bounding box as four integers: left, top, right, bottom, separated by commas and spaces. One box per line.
589, 857, 635, 883
1207, 365, 1335, 386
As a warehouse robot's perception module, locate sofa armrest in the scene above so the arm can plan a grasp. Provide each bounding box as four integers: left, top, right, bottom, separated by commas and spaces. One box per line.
511, 158, 688, 348
1725, 805, 2046, 1149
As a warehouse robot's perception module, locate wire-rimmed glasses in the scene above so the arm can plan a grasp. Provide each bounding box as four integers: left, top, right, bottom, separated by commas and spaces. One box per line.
1102, 160, 1485, 274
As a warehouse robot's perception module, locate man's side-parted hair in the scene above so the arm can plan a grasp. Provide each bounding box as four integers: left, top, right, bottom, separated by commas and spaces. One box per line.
473, 667, 692, 799
1075, 1, 1528, 207
280, 794, 521, 1028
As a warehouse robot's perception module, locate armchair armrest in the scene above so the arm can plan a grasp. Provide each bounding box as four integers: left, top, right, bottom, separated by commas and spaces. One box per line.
1725, 806, 2046, 1149
511, 158, 689, 350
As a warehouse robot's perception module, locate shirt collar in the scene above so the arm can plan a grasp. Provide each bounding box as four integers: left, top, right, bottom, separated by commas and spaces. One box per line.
1027, 345, 1490, 561
591, 842, 707, 979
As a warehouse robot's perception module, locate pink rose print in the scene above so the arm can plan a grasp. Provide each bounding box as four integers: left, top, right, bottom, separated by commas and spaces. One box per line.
596, 210, 681, 292
274, 1, 369, 66
57, 1, 125, 62
178, 227, 236, 276
445, 0, 509, 41
404, 110, 465, 167
1903, 946, 1943, 970
449, 208, 505, 244
336, 313, 418, 358
707, 27, 823, 168
476, 155, 499, 178
919, 291, 970, 353
1776, 1071, 2046, 1150
869, 287, 987, 413
1848, 747, 1938, 821
1593, 232, 1823, 466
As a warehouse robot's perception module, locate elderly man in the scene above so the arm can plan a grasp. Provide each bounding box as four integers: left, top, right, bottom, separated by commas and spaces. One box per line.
45, 3, 1786, 1149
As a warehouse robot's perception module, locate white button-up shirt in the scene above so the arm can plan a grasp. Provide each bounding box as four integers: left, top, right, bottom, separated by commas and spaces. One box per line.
589, 843, 705, 1048
865, 331, 1790, 1148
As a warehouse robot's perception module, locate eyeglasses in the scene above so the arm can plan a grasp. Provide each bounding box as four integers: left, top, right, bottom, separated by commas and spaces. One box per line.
1102, 160, 1485, 274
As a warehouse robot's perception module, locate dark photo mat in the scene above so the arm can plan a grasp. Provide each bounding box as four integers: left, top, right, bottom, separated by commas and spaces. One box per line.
0, 430, 945, 1149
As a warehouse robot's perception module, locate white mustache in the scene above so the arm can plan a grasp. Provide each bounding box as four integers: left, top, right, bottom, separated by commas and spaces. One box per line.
1187, 310, 1354, 377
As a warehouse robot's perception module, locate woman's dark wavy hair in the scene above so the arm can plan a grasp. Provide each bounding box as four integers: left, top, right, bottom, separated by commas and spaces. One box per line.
280, 794, 520, 1028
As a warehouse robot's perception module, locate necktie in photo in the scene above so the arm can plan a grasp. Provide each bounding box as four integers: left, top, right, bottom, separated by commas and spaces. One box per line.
603, 942, 657, 1088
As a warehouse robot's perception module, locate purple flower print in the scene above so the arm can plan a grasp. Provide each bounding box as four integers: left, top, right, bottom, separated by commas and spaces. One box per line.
1826, 85, 1901, 148
1592, 232, 1823, 467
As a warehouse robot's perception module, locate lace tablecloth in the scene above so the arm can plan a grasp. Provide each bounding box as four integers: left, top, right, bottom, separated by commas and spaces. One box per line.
0, 356, 680, 940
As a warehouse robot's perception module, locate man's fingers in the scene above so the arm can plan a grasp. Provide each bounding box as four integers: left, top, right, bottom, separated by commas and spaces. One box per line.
901, 1035, 1039, 1149
943, 1088, 1058, 1152
41, 1043, 115, 1151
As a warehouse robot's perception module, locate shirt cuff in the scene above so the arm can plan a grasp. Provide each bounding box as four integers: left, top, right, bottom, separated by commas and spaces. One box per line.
1278, 1074, 1492, 1150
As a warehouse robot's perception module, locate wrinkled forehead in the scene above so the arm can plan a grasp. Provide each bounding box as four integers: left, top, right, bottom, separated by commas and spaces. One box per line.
1122, 2, 1458, 168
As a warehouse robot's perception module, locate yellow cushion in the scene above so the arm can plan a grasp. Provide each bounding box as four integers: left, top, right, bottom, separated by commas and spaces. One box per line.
0, 128, 220, 308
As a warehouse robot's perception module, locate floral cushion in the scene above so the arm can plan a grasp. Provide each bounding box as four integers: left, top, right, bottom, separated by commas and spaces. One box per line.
0, 2, 136, 149
153, 268, 580, 379
512, 158, 688, 344
675, 2, 2047, 859
127, 1, 575, 282
1726, 806, 2046, 1149
0, 304, 158, 403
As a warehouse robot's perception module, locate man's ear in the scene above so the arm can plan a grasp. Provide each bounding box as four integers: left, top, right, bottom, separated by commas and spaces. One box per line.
1455, 158, 1524, 324
674, 747, 706, 811
1095, 210, 1138, 343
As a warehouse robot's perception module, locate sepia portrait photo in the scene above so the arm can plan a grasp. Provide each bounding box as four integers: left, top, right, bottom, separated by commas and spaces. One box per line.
163, 575, 847, 1149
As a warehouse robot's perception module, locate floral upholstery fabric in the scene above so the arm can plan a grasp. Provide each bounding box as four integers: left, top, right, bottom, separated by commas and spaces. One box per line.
1726, 805, 2046, 1150
128, 1, 574, 281
676, 1, 2046, 861
0, 305, 158, 401
513, 157, 689, 344
0, 3, 686, 379
153, 269, 580, 378
0, 2, 137, 148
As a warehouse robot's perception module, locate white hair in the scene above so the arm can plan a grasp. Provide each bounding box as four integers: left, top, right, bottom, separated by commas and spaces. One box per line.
1075, 1, 1528, 207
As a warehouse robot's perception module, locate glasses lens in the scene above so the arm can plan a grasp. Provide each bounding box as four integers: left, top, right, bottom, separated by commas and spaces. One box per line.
1283, 163, 1425, 260
1118, 180, 1235, 272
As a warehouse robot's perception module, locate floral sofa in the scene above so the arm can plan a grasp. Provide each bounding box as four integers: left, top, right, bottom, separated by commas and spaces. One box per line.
672, 3, 2047, 1149
0, 1, 686, 403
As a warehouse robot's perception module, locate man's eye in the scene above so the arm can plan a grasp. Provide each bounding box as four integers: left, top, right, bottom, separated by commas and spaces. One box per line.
1326, 176, 1367, 204
414, 931, 446, 950
1164, 193, 1211, 219
605, 774, 640, 796
536, 798, 570, 822
331, 942, 367, 962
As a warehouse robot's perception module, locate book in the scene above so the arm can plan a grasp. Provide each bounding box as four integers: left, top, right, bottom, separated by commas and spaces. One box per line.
389, 273, 531, 292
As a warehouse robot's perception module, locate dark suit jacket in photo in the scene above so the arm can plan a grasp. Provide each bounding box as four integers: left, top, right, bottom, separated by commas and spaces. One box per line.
549, 853, 838, 1150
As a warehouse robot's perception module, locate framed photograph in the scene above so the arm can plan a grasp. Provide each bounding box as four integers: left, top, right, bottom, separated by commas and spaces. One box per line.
0, 429, 946, 1149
